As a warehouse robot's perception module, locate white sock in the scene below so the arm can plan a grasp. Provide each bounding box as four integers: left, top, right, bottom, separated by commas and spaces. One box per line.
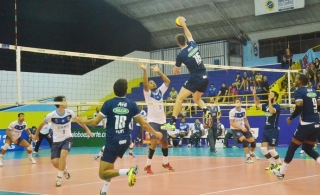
98, 151, 103, 157
274, 157, 282, 165
316, 157, 320, 164
101, 181, 110, 193
58, 171, 63, 177
246, 153, 250, 158
267, 157, 276, 165
147, 159, 152, 166
119, 169, 129, 176
28, 153, 32, 158
163, 156, 168, 164
280, 163, 289, 175
64, 166, 68, 172
0, 154, 3, 159
179, 140, 182, 145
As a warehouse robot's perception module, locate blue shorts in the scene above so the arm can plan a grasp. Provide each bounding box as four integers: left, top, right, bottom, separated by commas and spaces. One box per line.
262, 128, 279, 147
51, 137, 73, 159
232, 129, 253, 140
183, 77, 209, 93
5, 136, 23, 146
293, 123, 320, 143
101, 136, 131, 163
149, 122, 168, 141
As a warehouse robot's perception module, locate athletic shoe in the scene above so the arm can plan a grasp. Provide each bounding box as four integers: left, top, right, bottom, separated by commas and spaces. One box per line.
210, 150, 217, 153
64, 168, 70, 179
246, 157, 253, 164
162, 163, 175, 171
160, 123, 176, 131
270, 167, 285, 180
29, 157, 36, 164
144, 165, 153, 175
250, 153, 260, 160
232, 146, 238, 148
0, 159, 3, 167
100, 190, 107, 195
32, 151, 37, 154
223, 145, 227, 148
127, 165, 139, 187
56, 176, 62, 187
187, 144, 191, 147
93, 155, 100, 160
299, 150, 305, 154
129, 152, 136, 158
314, 145, 317, 150
265, 164, 275, 170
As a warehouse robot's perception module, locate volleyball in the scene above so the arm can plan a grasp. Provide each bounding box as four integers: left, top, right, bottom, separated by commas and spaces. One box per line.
175, 17, 182, 27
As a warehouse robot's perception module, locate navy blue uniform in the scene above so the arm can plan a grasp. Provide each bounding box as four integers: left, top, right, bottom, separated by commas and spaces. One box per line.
293, 87, 320, 143
100, 97, 140, 163
176, 41, 208, 93
261, 103, 281, 146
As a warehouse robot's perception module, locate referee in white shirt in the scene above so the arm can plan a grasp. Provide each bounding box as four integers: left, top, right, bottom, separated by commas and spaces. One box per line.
34, 122, 53, 153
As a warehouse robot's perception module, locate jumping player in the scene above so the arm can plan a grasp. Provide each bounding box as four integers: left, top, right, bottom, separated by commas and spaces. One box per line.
162, 16, 210, 131
253, 88, 282, 170
229, 98, 259, 163
79, 79, 162, 195
34, 96, 93, 187
0, 113, 36, 166
138, 63, 175, 174
271, 74, 320, 180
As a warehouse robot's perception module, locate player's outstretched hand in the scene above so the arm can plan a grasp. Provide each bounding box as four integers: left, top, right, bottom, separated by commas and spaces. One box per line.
155, 132, 163, 140
286, 117, 292, 125
138, 62, 147, 71
78, 116, 88, 124
151, 65, 160, 73
173, 67, 180, 74
178, 16, 186, 27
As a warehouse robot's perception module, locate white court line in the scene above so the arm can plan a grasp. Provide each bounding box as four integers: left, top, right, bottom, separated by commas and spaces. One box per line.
0, 189, 50, 195
198, 174, 320, 195
0, 156, 199, 179
62, 160, 268, 188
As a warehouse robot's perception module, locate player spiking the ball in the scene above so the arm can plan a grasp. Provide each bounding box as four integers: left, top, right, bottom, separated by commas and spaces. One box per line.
162, 16, 211, 131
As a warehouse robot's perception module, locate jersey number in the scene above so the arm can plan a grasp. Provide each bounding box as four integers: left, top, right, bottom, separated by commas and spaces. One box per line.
115, 115, 126, 130
193, 52, 202, 65
312, 98, 317, 113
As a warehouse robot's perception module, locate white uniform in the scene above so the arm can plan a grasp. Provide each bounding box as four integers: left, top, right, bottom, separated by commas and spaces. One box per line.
143, 83, 168, 124
44, 109, 76, 142
136, 110, 147, 127
93, 112, 105, 126
229, 107, 246, 129
8, 120, 28, 139
40, 122, 52, 134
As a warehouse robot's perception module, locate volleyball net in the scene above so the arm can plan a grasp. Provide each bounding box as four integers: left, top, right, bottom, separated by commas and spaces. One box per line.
0, 43, 298, 118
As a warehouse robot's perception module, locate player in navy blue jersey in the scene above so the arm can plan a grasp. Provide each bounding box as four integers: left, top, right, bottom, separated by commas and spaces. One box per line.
253, 88, 282, 170
271, 74, 320, 180
79, 79, 162, 195
162, 16, 210, 131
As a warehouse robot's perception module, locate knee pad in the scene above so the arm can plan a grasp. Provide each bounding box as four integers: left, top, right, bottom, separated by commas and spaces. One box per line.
250, 141, 256, 148
242, 140, 249, 148
129, 142, 134, 149
2, 143, 10, 150
260, 147, 269, 155
27, 145, 33, 151
269, 149, 279, 158
284, 142, 300, 163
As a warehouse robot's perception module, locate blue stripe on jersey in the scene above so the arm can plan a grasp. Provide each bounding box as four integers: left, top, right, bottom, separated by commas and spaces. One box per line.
150, 90, 162, 101
14, 125, 26, 130
51, 115, 72, 125
234, 112, 245, 118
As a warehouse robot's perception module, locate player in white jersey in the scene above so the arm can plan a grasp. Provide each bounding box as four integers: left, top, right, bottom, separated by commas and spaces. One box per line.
34, 122, 53, 154
94, 107, 106, 128
0, 113, 36, 166
229, 98, 259, 163
34, 96, 93, 187
139, 63, 175, 174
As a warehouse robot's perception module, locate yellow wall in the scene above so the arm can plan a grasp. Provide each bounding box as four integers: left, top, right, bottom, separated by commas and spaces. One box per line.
0, 112, 49, 129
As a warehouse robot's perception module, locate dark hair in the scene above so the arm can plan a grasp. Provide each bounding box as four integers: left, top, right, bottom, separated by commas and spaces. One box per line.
298, 74, 309, 85
32, 126, 37, 129
175, 34, 187, 46
114, 79, 128, 97
54, 95, 66, 108
18, 113, 24, 117
234, 98, 241, 102
271, 91, 279, 100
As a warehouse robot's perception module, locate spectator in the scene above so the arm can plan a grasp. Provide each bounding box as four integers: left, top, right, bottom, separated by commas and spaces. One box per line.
229, 84, 238, 102
217, 82, 228, 102
239, 71, 249, 91
307, 63, 317, 85
260, 76, 269, 102
233, 73, 242, 90
255, 71, 262, 89
276, 42, 284, 63
207, 84, 217, 98
223, 128, 238, 148
168, 117, 189, 147
206, 98, 221, 153
249, 71, 257, 87
29, 126, 37, 149
190, 119, 204, 147
315, 58, 320, 70
168, 87, 178, 103
282, 48, 293, 69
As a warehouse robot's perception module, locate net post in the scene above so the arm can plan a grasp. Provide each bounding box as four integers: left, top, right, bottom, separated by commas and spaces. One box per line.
287, 69, 291, 108
16, 46, 22, 104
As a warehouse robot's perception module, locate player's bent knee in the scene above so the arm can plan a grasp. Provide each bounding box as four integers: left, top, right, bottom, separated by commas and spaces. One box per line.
2, 143, 10, 150
260, 147, 268, 155
242, 140, 249, 148
27, 145, 33, 151
269, 149, 279, 157
250, 141, 256, 148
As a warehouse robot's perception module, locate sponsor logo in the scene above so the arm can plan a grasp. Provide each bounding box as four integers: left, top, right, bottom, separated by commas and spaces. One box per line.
113, 107, 129, 114
307, 92, 317, 98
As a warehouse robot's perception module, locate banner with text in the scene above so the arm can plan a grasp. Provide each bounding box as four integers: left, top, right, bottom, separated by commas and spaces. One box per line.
254, 0, 305, 16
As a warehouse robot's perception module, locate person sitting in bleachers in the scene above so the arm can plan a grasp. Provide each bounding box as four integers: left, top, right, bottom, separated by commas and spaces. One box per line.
217, 82, 228, 103
239, 71, 249, 91
223, 128, 239, 148
168, 117, 190, 148
190, 119, 204, 147
233, 73, 242, 90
